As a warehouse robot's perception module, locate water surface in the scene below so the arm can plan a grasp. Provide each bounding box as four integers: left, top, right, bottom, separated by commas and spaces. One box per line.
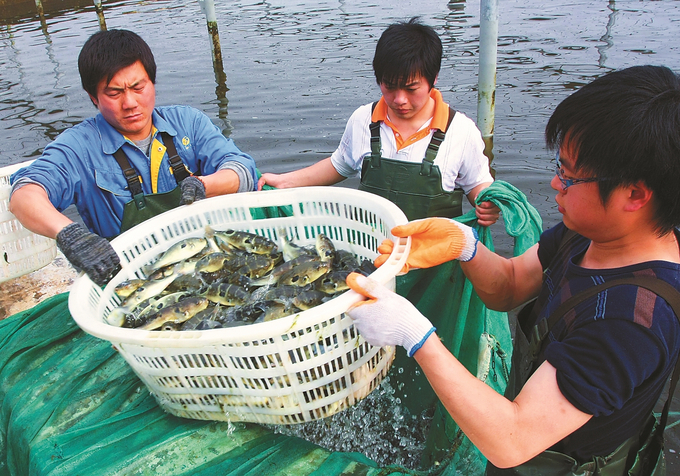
3, 0, 679, 231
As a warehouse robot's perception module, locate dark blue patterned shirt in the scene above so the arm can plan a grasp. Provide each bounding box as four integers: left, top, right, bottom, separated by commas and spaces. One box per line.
528, 222, 680, 462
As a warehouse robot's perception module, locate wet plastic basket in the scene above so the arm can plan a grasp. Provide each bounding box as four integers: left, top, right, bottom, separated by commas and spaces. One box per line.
0, 161, 57, 283
69, 187, 410, 425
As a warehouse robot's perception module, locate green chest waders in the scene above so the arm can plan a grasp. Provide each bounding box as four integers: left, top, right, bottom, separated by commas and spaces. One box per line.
358, 105, 464, 222
359, 106, 471, 433
113, 132, 192, 236
489, 273, 680, 476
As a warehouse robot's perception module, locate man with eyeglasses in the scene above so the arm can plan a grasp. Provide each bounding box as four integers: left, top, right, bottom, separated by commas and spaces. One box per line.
344, 65, 680, 474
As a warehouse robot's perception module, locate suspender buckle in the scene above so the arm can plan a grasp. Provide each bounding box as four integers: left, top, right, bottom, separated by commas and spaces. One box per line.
133, 192, 146, 210
529, 317, 549, 359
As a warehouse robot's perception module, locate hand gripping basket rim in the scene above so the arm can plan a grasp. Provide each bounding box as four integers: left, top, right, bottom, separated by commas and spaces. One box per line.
68, 186, 410, 346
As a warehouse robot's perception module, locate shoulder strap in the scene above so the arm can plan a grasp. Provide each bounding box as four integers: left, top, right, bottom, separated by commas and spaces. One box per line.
159, 132, 191, 183
423, 106, 456, 163
368, 101, 381, 167
531, 274, 680, 437
112, 148, 146, 210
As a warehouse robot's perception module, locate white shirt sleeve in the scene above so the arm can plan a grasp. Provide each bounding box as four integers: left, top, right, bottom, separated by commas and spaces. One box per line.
330, 103, 374, 178
435, 111, 493, 194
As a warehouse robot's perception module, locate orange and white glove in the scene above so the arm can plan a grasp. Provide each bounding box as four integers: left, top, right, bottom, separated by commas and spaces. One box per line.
346, 273, 436, 357
375, 217, 479, 271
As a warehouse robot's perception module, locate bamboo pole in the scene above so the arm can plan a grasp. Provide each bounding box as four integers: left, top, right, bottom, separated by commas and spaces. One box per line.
198, 0, 230, 129
93, 0, 107, 31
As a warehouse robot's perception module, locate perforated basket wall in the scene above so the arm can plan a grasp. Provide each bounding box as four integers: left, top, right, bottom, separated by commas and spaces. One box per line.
0, 161, 57, 283
69, 187, 410, 425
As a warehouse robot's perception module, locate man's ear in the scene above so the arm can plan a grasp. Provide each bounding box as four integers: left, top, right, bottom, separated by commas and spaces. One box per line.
625, 181, 653, 212
88, 94, 99, 109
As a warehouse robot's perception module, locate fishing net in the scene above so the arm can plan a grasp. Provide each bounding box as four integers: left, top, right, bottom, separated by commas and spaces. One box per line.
0, 180, 541, 476
389, 180, 543, 473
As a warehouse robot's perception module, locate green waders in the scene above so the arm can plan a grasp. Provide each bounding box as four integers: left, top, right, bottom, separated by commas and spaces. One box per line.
489, 273, 680, 476
358, 106, 472, 448
113, 132, 191, 236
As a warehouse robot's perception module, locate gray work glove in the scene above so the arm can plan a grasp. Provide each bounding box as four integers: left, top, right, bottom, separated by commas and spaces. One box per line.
179, 176, 206, 205
56, 223, 121, 286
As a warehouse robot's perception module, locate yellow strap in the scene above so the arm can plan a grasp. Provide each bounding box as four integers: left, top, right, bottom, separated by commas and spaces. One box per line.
149, 127, 165, 194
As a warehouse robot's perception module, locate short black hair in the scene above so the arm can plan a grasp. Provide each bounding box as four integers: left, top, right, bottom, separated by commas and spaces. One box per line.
78, 29, 156, 100
546, 65, 680, 235
372, 17, 442, 89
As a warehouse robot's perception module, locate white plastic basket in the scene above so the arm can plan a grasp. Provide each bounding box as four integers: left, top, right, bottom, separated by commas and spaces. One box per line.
0, 161, 57, 283
69, 187, 410, 425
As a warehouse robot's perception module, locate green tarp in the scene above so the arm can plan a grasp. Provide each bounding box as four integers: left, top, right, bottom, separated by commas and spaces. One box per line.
0, 180, 542, 475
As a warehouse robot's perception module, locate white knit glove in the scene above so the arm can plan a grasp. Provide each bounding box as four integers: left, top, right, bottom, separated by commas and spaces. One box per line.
346, 273, 436, 357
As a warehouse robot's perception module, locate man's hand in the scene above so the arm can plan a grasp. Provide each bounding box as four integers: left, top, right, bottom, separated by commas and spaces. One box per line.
346, 273, 436, 357
56, 223, 121, 286
475, 201, 501, 227
179, 176, 206, 205
374, 217, 479, 271
257, 173, 287, 191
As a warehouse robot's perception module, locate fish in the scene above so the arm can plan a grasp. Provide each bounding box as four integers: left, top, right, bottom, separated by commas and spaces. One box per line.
164, 274, 206, 293
358, 258, 378, 276
231, 254, 279, 280
139, 296, 210, 330
278, 260, 332, 287
244, 254, 319, 287
133, 291, 195, 325
114, 279, 145, 298
106, 225, 363, 331
279, 228, 317, 261
213, 229, 278, 255
250, 284, 302, 303
195, 320, 223, 330
180, 304, 229, 330
201, 282, 251, 306
293, 289, 328, 310
315, 233, 336, 262
143, 237, 208, 274
105, 274, 177, 326
333, 249, 361, 271
195, 252, 232, 273
315, 270, 351, 294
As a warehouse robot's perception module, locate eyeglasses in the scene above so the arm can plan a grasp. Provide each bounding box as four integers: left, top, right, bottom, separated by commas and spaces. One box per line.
554, 151, 609, 190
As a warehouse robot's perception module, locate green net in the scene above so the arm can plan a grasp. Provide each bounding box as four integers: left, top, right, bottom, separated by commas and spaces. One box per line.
388, 180, 543, 472
0, 180, 541, 476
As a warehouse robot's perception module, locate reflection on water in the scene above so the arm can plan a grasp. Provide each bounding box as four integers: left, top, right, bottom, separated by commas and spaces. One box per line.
1, 0, 679, 231
1, 0, 680, 463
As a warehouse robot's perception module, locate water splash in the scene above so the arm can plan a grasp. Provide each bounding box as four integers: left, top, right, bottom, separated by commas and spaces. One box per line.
270, 376, 432, 470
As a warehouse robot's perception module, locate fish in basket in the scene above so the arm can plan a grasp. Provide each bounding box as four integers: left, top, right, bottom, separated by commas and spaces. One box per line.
68, 187, 410, 425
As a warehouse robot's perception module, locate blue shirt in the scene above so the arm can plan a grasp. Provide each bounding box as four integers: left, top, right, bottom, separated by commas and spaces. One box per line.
530, 223, 680, 461
10, 105, 257, 238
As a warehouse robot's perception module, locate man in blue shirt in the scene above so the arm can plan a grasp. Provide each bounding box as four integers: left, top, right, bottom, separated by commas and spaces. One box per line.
9, 29, 257, 286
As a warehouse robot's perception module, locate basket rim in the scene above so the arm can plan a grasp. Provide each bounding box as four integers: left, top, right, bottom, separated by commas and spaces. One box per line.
68, 187, 410, 347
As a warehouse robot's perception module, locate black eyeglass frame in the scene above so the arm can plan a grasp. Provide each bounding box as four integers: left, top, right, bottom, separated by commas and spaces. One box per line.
554, 151, 610, 190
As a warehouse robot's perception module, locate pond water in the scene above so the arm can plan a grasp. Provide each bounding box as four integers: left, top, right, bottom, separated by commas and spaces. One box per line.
2, 0, 680, 470
3, 0, 680, 233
